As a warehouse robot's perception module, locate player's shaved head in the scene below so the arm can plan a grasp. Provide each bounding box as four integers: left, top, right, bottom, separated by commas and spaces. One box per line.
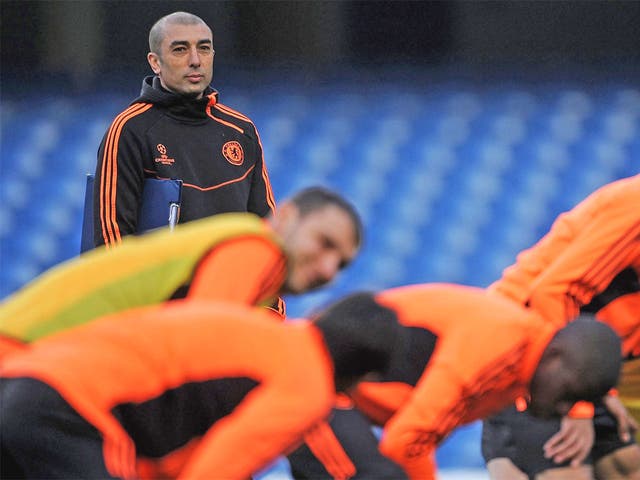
149, 11, 210, 55
529, 315, 621, 418
554, 315, 621, 397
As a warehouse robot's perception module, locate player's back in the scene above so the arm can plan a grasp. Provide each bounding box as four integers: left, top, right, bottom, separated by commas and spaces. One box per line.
490, 174, 640, 312
1, 300, 333, 455
0, 213, 275, 344
354, 283, 554, 425
377, 282, 545, 339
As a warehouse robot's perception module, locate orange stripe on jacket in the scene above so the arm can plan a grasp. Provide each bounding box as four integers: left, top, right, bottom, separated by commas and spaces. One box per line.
180, 165, 255, 192
101, 103, 150, 245
99, 103, 153, 246
205, 108, 243, 133
563, 222, 640, 316
215, 103, 253, 123
254, 126, 276, 213
581, 222, 640, 290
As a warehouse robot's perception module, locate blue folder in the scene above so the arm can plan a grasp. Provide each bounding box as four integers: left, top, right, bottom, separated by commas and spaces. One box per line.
80, 174, 182, 253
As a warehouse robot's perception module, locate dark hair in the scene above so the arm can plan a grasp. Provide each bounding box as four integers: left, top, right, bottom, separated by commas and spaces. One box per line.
313, 291, 401, 384
289, 186, 363, 248
149, 11, 210, 54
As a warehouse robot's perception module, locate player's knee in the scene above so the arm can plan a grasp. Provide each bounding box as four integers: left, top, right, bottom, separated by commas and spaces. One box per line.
595, 444, 640, 480
535, 465, 594, 480
487, 458, 529, 480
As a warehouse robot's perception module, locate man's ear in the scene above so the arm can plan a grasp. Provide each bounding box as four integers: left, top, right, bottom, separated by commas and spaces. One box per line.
271, 201, 299, 233
147, 52, 161, 74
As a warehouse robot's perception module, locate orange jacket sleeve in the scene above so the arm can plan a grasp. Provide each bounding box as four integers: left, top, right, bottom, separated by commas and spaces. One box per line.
527, 180, 640, 325
567, 401, 595, 419
378, 323, 546, 480
178, 326, 334, 480
378, 362, 455, 479
488, 211, 575, 306
597, 294, 640, 357
187, 236, 287, 310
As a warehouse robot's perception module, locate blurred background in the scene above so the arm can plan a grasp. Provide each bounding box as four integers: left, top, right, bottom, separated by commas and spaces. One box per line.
2, 1, 640, 477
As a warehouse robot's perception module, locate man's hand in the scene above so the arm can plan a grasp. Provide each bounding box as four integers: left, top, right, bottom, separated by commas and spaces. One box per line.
603, 393, 639, 442
543, 417, 594, 467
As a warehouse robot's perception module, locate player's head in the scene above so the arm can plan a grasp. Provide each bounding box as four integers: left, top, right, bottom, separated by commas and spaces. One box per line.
147, 11, 214, 99
528, 315, 621, 418
313, 291, 403, 392
271, 186, 363, 295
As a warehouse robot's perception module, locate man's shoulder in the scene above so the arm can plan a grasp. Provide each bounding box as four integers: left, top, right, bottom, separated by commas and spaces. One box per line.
210, 101, 259, 138
107, 101, 162, 128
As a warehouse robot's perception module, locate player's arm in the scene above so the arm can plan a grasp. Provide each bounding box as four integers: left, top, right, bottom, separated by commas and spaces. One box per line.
93, 115, 147, 247
527, 206, 640, 323
543, 415, 594, 466
187, 236, 287, 310
545, 390, 638, 466
246, 126, 276, 217
379, 362, 463, 480
603, 390, 638, 442
178, 346, 332, 479
351, 381, 414, 426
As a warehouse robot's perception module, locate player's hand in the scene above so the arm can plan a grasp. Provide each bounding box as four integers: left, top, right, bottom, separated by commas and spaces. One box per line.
603, 393, 638, 442
543, 416, 594, 467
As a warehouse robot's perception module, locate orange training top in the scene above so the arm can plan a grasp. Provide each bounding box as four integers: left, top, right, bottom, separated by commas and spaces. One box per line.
1, 300, 334, 480
351, 283, 554, 480
489, 174, 640, 357
0, 213, 287, 359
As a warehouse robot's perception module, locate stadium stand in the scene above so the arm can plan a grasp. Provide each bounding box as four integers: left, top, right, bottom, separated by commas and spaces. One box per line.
1, 78, 638, 478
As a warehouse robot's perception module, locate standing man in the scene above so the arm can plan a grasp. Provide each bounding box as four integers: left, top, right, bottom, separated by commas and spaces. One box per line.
481, 173, 640, 480
94, 11, 275, 247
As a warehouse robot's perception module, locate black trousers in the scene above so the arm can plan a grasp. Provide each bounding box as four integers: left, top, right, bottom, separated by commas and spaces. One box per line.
1, 377, 117, 479
481, 402, 633, 479
287, 406, 408, 479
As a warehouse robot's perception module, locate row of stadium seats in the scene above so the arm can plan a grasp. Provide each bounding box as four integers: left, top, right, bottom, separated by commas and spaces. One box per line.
1, 81, 638, 473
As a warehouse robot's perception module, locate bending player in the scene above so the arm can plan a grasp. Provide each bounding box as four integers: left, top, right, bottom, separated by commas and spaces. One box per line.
287, 283, 622, 480
0, 186, 362, 358
1, 294, 404, 479
482, 173, 640, 480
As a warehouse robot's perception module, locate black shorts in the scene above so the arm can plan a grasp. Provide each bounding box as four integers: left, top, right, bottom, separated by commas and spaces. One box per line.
481, 402, 634, 478
0, 377, 116, 479
287, 406, 407, 479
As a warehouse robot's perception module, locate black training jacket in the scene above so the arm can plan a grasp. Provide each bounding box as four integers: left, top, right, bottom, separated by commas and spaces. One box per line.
93, 76, 275, 247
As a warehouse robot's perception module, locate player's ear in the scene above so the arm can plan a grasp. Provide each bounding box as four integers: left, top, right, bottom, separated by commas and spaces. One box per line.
271, 201, 299, 232
147, 52, 161, 74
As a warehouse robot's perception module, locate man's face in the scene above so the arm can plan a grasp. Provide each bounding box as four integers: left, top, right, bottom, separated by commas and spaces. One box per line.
147, 22, 214, 99
280, 205, 359, 294
528, 359, 583, 419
